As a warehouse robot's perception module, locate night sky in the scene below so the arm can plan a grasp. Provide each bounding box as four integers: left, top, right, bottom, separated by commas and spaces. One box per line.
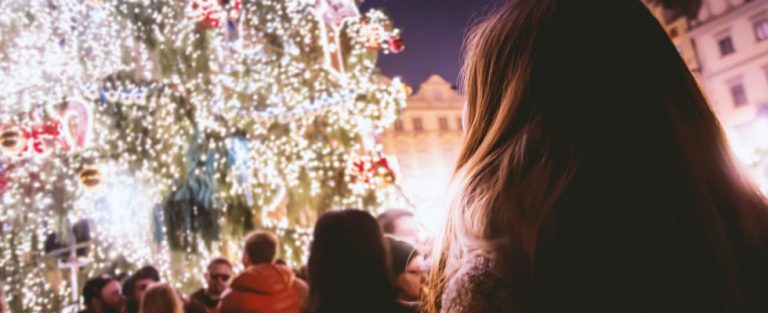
360, 0, 501, 90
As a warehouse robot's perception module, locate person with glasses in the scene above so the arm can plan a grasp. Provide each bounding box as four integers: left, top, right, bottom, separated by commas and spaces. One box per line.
190, 258, 233, 313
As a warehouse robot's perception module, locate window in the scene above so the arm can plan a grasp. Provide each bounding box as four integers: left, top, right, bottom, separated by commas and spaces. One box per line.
718, 36, 735, 56
755, 19, 768, 41
438, 117, 449, 131
765, 66, 768, 87
729, 82, 748, 107
394, 119, 404, 132
412, 118, 424, 132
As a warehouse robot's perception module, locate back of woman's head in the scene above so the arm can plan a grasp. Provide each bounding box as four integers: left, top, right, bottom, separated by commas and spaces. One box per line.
307, 209, 398, 313
140, 283, 183, 313
429, 0, 768, 312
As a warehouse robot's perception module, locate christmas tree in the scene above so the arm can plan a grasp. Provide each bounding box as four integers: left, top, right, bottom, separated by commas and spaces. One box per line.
0, 0, 407, 311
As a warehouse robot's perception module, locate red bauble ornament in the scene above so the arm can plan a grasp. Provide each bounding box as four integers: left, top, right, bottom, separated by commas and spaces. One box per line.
348, 152, 397, 186
25, 120, 62, 156
192, 0, 241, 29
387, 36, 405, 54
376, 154, 397, 182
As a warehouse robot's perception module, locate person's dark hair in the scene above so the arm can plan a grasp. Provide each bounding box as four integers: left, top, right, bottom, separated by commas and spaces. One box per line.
184, 301, 208, 313
306, 209, 400, 313
115, 272, 128, 283
243, 231, 278, 265
206, 257, 232, 272
123, 265, 160, 297
377, 209, 414, 235
427, 0, 768, 312
136, 265, 160, 280
83, 275, 115, 307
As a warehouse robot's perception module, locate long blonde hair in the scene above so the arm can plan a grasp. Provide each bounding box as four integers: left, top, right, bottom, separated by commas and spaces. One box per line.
426, 1, 563, 311
427, 0, 768, 312
140, 283, 184, 313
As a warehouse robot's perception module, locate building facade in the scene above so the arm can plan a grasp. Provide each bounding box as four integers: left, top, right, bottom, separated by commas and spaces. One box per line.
380, 75, 464, 225
644, 0, 702, 73
687, 0, 768, 191
645, 0, 768, 191
687, 0, 768, 128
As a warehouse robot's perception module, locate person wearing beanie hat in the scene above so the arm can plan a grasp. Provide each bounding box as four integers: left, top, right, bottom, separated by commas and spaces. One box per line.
123, 266, 161, 313
386, 236, 425, 313
81, 275, 124, 313
377, 209, 420, 244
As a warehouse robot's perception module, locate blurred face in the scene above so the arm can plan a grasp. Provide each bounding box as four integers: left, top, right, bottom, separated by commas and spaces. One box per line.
132, 279, 155, 302
396, 254, 425, 301
100, 281, 125, 311
206, 263, 233, 296
392, 216, 420, 244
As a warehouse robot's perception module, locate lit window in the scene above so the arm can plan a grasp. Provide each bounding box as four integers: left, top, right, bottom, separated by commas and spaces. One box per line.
412, 118, 424, 132
755, 19, 768, 41
438, 117, 449, 131
765, 66, 768, 87
729, 82, 748, 107
394, 119, 404, 132
718, 36, 735, 56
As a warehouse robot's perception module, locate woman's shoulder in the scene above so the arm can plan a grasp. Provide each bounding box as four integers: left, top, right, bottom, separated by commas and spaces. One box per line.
441, 253, 506, 313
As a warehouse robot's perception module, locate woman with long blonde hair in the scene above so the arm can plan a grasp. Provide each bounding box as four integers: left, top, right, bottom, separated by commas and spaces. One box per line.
139, 283, 184, 313
427, 0, 768, 312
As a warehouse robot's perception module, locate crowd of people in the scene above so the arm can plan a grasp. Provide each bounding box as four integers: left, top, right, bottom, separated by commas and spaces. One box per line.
80, 209, 425, 313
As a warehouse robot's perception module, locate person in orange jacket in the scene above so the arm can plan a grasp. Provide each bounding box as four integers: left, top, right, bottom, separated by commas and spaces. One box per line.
219, 231, 308, 313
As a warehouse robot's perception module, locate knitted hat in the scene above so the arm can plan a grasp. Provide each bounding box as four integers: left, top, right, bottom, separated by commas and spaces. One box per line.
386, 236, 418, 276
122, 265, 160, 297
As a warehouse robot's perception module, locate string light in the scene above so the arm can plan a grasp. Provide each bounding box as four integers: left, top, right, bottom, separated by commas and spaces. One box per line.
0, 0, 407, 310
